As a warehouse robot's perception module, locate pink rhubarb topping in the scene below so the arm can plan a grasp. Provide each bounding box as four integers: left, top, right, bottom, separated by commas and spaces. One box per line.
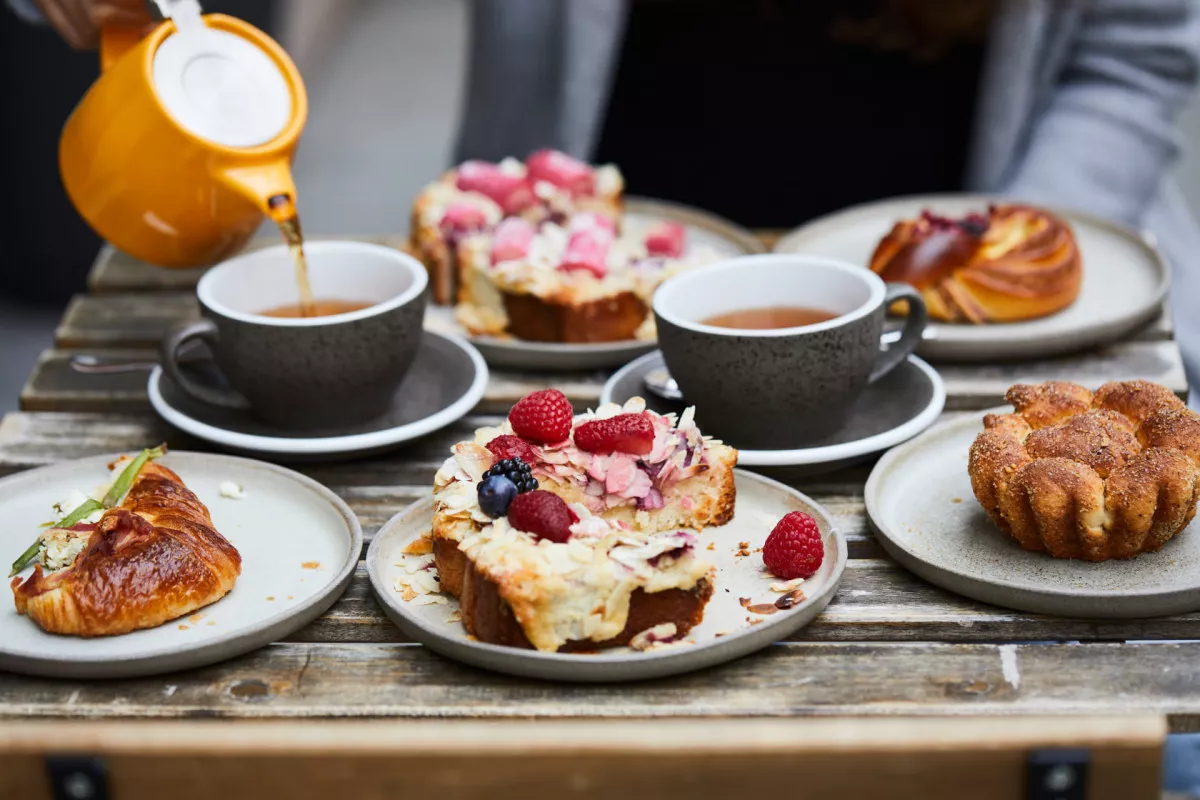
490, 217, 537, 265
455, 161, 535, 215
526, 149, 596, 197
559, 213, 614, 278
643, 221, 686, 258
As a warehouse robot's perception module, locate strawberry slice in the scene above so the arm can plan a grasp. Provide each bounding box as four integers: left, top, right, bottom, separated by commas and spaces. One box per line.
559, 217, 613, 278
490, 218, 536, 265
526, 149, 596, 196
439, 202, 489, 235
456, 160, 537, 215
644, 221, 686, 258
574, 413, 655, 455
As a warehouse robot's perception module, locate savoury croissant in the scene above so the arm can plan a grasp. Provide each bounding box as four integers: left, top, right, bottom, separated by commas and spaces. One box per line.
11, 461, 241, 636
870, 204, 1082, 323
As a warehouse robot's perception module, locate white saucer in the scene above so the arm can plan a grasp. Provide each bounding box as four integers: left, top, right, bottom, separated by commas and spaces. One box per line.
774, 194, 1168, 362
148, 330, 487, 460
427, 197, 765, 371
601, 351, 945, 473
1, 452, 361, 678
367, 470, 846, 682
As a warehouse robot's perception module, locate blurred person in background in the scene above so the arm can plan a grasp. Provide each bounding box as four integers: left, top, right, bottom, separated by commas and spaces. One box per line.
457, 0, 1200, 393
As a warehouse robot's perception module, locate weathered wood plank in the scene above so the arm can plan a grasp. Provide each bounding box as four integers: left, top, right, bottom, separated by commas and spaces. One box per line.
56, 293, 200, 349
0, 641, 1198, 726
19, 337, 1190, 417
291, 559, 1200, 645
0, 717, 1166, 800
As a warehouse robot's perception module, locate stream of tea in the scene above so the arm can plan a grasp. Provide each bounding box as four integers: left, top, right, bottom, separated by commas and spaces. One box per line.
267, 194, 316, 318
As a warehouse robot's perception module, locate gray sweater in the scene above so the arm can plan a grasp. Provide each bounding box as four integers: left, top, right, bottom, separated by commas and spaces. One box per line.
457, 0, 1200, 393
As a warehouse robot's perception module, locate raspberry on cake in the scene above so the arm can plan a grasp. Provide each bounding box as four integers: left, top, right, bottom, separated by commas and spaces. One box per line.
428, 393, 738, 651
454, 212, 721, 343
409, 151, 624, 305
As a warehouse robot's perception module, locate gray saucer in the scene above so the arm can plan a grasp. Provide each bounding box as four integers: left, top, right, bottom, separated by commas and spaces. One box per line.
601, 351, 945, 475
148, 330, 487, 460
866, 412, 1200, 618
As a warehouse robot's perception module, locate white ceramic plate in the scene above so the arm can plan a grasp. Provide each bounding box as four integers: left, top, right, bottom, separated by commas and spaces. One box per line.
601, 351, 945, 472
866, 412, 1200, 618
1, 452, 361, 678
147, 330, 487, 460
366, 470, 846, 681
428, 197, 765, 371
774, 194, 1169, 361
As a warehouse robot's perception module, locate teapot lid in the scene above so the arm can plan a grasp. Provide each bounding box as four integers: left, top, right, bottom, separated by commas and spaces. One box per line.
152, 17, 292, 148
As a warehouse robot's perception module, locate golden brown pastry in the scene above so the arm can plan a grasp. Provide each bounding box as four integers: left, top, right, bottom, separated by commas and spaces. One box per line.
11, 461, 241, 636
870, 204, 1082, 323
968, 380, 1200, 561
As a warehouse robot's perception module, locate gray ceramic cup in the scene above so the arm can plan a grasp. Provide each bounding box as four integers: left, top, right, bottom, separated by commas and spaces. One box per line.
653, 254, 927, 449
161, 241, 429, 429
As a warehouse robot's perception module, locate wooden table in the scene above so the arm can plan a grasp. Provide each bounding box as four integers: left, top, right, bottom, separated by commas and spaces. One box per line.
0, 240, 1194, 798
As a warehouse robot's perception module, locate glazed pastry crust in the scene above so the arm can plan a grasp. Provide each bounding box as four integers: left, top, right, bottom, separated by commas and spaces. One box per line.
871, 204, 1082, 323
11, 462, 241, 636
969, 380, 1200, 561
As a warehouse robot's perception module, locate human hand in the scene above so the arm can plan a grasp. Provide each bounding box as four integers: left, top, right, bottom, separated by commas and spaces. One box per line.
33, 0, 152, 49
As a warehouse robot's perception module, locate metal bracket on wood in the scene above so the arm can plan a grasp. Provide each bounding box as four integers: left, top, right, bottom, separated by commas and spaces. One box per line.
46, 756, 110, 800
1027, 748, 1089, 800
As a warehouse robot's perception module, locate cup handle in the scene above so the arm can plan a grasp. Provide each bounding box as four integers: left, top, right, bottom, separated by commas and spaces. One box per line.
868, 284, 927, 384
160, 319, 252, 410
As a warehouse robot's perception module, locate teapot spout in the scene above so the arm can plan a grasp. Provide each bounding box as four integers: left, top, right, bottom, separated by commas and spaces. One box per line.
217, 159, 299, 220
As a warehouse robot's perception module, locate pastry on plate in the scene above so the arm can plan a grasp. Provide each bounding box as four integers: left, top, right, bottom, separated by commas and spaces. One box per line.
870, 204, 1082, 323
10, 448, 242, 636
455, 212, 718, 343
968, 380, 1200, 561
428, 389, 737, 651
409, 150, 624, 305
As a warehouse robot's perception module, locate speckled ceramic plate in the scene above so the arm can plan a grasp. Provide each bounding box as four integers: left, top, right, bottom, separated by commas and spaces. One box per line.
366, 470, 846, 681
601, 351, 945, 475
0, 452, 361, 678
774, 194, 1168, 362
866, 412, 1200, 618
147, 330, 487, 460
426, 197, 765, 371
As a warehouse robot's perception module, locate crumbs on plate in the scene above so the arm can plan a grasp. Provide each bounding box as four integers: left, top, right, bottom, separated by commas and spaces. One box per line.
301, 561, 321, 570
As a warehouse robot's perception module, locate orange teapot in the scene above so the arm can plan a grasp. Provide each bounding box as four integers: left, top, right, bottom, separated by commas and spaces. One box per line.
59, 3, 307, 268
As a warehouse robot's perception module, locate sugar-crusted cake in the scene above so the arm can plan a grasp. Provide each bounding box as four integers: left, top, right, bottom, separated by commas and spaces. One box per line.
455, 212, 719, 343
968, 380, 1200, 561
429, 393, 737, 652
409, 150, 624, 305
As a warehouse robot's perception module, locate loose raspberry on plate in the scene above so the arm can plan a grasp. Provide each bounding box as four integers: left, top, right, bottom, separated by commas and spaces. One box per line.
485, 434, 539, 465
644, 221, 686, 258
526, 149, 596, 197
508, 389, 573, 444
506, 490, 573, 543
490, 218, 537, 265
763, 511, 824, 580
574, 413, 655, 455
